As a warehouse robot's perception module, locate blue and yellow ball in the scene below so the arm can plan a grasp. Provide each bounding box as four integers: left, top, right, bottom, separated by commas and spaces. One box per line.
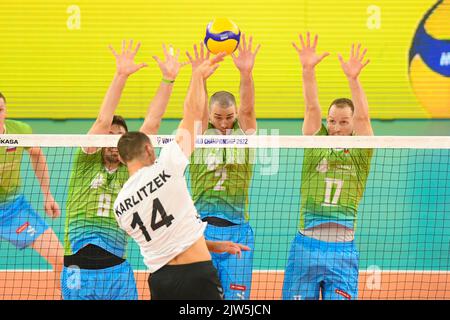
409, 0, 450, 118
204, 18, 241, 55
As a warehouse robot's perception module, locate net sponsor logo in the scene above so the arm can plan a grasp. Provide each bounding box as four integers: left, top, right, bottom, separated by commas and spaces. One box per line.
0, 138, 18, 145
6, 147, 17, 153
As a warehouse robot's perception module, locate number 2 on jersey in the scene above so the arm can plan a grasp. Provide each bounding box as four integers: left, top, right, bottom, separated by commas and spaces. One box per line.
214, 167, 227, 191
130, 198, 174, 242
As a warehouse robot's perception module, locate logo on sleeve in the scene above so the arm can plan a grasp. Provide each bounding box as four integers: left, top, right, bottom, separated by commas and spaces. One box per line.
316, 158, 328, 173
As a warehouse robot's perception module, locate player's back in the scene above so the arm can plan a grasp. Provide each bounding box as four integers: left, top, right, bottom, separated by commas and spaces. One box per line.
114, 141, 206, 273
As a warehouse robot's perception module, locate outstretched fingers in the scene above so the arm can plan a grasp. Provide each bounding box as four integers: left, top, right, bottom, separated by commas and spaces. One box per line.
319, 51, 330, 62
109, 44, 119, 58
299, 33, 306, 49
254, 43, 261, 56
132, 41, 141, 57
359, 48, 367, 62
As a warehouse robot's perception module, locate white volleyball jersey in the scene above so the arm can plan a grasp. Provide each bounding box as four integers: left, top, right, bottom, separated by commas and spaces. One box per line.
114, 141, 206, 273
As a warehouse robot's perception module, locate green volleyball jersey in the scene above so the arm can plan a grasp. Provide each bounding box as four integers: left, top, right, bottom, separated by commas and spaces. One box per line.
299, 124, 373, 230
190, 120, 254, 224
0, 120, 32, 203
64, 148, 129, 257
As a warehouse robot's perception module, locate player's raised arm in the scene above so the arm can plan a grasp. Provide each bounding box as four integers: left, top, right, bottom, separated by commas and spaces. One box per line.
27, 147, 61, 218
186, 42, 211, 133
293, 32, 330, 135
176, 53, 226, 158
88, 40, 147, 136
0, 98, 5, 128
338, 44, 373, 136
139, 44, 187, 135
232, 34, 260, 134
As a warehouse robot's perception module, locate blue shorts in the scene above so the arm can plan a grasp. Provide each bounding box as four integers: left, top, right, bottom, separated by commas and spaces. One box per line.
204, 222, 254, 300
61, 260, 138, 300
282, 232, 359, 300
0, 195, 49, 249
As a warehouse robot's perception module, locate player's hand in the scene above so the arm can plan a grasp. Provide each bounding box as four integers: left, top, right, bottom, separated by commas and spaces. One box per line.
153, 44, 188, 81
338, 43, 370, 80
186, 42, 210, 73
192, 52, 227, 80
231, 34, 261, 75
109, 40, 148, 77
44, 194, 61, 219
210, 241, 251, 258
293, 32, 329, 69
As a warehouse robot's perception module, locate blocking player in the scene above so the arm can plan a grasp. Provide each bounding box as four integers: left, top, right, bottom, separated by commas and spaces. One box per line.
62, 40, 185, 300
0, 92, 64, 298
282, 33, 374, 300
114, 54, 251, 300
187, 35, 260, 300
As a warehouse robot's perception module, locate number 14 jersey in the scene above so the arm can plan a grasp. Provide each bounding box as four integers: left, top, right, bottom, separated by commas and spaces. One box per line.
114, 141, 206, 273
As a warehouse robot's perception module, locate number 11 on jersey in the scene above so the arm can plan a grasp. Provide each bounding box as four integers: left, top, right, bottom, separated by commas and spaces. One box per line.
322, 178, 343, 207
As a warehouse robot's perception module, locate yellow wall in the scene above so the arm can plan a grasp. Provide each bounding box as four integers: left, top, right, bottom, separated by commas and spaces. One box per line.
0, 0, 447, 119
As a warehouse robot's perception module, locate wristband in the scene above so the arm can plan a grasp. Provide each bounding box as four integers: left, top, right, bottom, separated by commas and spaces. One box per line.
162, 78, 175, 84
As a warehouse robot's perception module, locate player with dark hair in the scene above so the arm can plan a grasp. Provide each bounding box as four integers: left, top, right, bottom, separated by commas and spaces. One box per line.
282, 33, 373, 300
62, 40, 186, 300
114, 55, 250, 300
0, 92, 64, 299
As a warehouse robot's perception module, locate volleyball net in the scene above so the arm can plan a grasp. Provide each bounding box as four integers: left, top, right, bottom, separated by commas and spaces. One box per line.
0, 134, 449, 300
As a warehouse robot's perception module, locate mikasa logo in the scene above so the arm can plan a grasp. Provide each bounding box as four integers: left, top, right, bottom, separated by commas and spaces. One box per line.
0, 138, 18, 145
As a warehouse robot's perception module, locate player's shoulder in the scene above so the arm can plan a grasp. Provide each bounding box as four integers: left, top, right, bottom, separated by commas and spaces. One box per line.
159, 140, 186, 161
350, 132, 374, 158
5, 119, 32, 134
314, 124, 328, 136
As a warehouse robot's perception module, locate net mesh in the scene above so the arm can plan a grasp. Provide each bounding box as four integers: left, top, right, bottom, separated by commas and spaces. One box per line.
0, 134, 449, 300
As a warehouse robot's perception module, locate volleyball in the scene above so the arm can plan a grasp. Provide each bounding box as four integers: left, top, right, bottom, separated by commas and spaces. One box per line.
204, 18, 241, 55
409, 0, 450, 118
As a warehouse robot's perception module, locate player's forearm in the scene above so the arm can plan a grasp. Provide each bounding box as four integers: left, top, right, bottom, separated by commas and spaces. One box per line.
177, 74, 205, 156
302, 67, 321, 113
238, 71, 255, 116
205, 240, 218, 253
29, 150, 52, 197
201, 81, 209, 133
185, 74, 206, 122
348, 77, 370, 121
93, 73, 128, 131
140, 81, 174, 134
